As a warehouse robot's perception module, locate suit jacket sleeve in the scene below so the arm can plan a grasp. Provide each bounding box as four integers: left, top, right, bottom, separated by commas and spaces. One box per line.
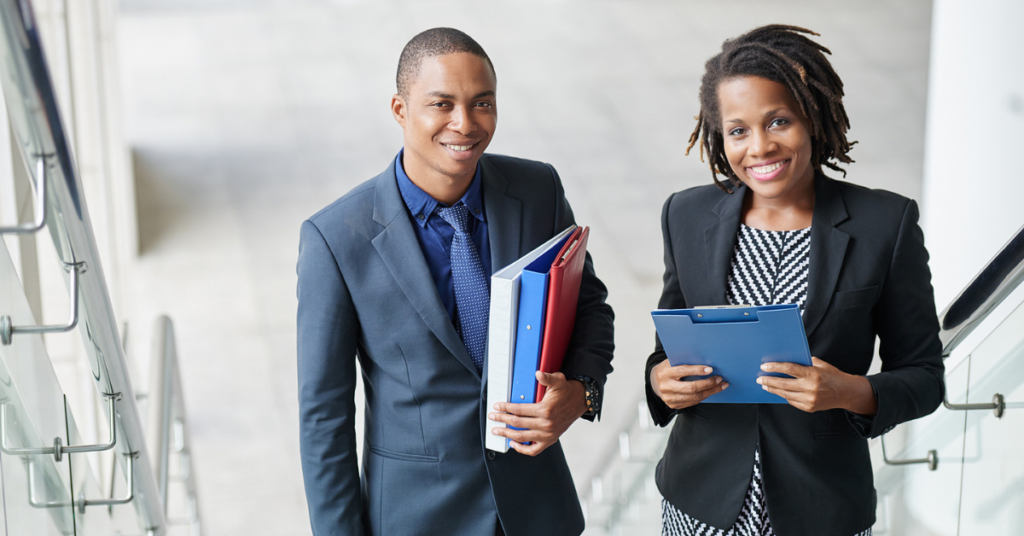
297, 219, 363, 535
645, 193, 686, 426
547, 164, 615, 420
862, 199, 945, 438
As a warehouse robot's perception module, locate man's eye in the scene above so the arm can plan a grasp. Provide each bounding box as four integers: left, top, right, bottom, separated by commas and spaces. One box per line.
431, 102, 450, 108
475, 102, 493, 108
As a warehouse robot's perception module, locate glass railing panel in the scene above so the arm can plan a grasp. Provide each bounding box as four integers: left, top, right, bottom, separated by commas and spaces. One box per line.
583, 402, 669, 536
870, 354, 969, 535
957, 297, 1024, 534
0, 236, 75, 535
0, 0, 166, 530
64, 399, 122, 536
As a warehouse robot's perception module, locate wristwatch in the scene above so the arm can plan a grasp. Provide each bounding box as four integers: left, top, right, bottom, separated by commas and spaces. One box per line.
568, 375, 600, 418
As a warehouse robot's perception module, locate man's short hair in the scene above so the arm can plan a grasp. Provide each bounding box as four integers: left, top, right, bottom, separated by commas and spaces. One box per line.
396, 28, 495, 97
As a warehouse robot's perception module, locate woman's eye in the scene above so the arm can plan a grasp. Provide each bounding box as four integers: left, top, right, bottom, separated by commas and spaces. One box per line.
770, 118, 789, 128
729, 128, 745, 136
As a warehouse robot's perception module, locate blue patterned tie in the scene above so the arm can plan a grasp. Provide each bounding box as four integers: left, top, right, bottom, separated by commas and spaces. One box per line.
437, 203, 489, 371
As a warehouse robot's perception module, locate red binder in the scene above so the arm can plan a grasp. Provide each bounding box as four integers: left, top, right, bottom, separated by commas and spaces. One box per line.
535, 226, 590, 402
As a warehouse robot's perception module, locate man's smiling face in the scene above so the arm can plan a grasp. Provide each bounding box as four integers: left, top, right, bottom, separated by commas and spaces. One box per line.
393, 52, 497, 188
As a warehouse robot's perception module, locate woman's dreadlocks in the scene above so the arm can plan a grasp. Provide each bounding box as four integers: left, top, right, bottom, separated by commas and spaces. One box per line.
686, 25, 856, 193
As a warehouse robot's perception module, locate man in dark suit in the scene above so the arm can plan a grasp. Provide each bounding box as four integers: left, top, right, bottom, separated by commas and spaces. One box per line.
296, 28, 614, 536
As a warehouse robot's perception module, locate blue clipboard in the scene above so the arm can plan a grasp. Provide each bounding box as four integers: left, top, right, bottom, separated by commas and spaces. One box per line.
651, 304, 812, 404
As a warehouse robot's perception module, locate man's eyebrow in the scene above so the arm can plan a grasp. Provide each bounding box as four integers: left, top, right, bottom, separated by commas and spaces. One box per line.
425, 90, 495, 99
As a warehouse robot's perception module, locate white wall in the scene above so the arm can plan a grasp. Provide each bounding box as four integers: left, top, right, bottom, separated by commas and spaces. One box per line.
921, 0, 1024, 310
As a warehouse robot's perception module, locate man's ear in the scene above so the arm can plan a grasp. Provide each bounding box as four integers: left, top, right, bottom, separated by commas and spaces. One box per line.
391, 94, 407, 126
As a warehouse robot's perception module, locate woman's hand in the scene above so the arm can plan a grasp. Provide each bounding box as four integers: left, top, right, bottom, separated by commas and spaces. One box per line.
650, 360, 728, 409
758, 357, 878, 414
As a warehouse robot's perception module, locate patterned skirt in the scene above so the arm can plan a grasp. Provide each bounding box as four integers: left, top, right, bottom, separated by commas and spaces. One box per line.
660, 449, 872, 536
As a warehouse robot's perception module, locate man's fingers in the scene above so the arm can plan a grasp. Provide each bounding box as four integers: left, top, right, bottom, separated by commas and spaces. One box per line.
510, 439, 548, 457
493, 402, 542, 417
535, 371, 565, 387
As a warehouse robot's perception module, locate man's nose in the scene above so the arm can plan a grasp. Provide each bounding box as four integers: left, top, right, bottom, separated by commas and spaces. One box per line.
448, 105, 475, 134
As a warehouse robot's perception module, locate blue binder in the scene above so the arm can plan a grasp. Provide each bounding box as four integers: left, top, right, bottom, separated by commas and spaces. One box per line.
651, 304, 812, 404
509, 232, 575, 409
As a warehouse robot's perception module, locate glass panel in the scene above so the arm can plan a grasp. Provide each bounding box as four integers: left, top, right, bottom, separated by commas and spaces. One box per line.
958, 298, 1024, 534
64, 399, 117, 536
583, 403, 669, 536
870, 355, 969, 535
0, 235, 74, 535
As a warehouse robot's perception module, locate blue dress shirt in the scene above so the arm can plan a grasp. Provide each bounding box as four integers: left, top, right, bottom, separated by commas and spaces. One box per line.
395, 150, 492, 326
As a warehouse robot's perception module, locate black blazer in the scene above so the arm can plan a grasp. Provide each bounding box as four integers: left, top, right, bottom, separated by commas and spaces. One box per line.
645, 174, 945, 536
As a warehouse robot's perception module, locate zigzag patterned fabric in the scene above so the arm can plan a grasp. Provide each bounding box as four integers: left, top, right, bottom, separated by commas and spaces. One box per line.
661, 223, 870, 536
726, 224, 811, 309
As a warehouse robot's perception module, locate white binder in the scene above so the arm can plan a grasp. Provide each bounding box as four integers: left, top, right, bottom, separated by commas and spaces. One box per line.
485, 225, 576, 452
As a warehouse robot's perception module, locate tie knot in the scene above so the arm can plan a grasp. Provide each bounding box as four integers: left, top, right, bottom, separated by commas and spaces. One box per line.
437, 203, 471, 233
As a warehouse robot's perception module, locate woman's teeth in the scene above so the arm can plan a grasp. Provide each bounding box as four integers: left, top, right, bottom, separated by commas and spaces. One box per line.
750, 161, 784, 175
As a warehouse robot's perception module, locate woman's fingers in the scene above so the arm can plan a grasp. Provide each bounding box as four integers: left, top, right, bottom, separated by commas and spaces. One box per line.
665, 379, 729, 409
670, 375, 723, 394
668, 364, 716, 378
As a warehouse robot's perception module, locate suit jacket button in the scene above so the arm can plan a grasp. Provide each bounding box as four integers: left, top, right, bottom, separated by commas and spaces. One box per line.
487, 451, 496, 460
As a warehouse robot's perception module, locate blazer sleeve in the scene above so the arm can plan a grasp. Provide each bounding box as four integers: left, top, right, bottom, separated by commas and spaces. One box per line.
547, 164, 615, 420
645, 193, 687, 427
861, 199, 945, 438
297, 220, 364, 535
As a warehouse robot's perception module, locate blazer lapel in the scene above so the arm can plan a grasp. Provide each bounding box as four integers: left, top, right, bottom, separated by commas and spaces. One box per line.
702, 184, 746, 305
803, 173, 850, 339
370, 162, 479, 377
480, 156, 522, 272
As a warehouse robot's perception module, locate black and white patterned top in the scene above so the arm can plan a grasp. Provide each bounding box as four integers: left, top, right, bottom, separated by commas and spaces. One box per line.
661, 224, 872, 536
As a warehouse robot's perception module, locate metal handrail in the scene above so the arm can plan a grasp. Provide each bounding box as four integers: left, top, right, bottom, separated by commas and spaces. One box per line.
1, 261, 82, 346
938, 224, 1024, 356
1, 394, 118, 462
0, 0, 166, 532
880, 434, 938, 471
0, 157, 46, 234
28, 454, 135, 513
148, 316, 201, 535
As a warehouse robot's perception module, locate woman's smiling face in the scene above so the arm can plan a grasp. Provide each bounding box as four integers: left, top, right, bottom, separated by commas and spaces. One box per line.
718, 75, 815, 202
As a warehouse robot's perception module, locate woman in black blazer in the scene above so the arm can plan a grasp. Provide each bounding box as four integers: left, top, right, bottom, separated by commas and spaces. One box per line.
646, 25, 945, 536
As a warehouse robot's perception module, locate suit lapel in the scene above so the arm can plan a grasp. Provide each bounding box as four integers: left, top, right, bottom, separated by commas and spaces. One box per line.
803, 173, 850, 339
480, 156, 522, 272
703, 184, 746, 305
370, 161, 479, 377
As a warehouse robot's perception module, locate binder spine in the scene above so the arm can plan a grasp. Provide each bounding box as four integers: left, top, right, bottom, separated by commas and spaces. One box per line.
485, 278, 518, 452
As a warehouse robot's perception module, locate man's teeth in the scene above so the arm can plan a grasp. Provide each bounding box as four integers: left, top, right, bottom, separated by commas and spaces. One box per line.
445, 144, 473, 151
750, 161, 784, 175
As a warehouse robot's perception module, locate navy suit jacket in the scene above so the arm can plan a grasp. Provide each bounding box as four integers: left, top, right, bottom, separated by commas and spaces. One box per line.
297, 154, 615, 536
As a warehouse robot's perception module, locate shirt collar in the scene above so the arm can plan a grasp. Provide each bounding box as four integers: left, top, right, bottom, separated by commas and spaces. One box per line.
395, 149, 485, 227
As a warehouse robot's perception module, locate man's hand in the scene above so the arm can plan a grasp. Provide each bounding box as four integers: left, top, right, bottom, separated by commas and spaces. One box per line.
758, 357, 878, 414
489, 371, 589, 456
650, 360, 728, 409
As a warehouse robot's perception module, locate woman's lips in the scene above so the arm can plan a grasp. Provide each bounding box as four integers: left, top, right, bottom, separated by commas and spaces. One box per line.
746, 159, 789, 181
